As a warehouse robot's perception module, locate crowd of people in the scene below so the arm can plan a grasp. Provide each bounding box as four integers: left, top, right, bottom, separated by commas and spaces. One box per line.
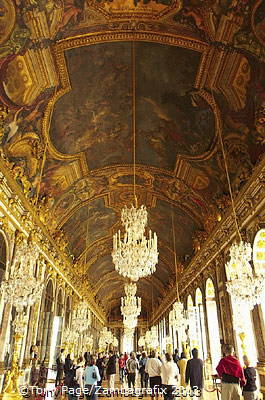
31, 344, 258, 400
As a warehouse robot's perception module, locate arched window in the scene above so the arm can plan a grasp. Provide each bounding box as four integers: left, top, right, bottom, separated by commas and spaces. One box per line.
205, 278, 221, 371
0, 233, 7, 284
195, 288, 207, 360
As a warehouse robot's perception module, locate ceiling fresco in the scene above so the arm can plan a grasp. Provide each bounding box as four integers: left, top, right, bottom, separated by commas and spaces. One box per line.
50, 42, 214, 171
0, 0, 265, 318
63, 198, 117, 257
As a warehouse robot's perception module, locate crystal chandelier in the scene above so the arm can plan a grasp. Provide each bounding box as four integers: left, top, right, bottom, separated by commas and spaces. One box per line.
84, 336, 94, 350
169, 301, 187, 331
121, 283, 141, 329
145, 326, 159, 349
226, 241, 265, 309
0, 236, 43, 315
112, 227, 158, 281
121, 283, 141, 318
99, 327, 113, 345
138, 336, 145, 347
63, 327, 79, 347
72, 301, 91, 333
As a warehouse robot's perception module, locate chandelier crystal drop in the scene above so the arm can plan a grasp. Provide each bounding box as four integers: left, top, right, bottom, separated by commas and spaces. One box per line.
226, 241, 265, 309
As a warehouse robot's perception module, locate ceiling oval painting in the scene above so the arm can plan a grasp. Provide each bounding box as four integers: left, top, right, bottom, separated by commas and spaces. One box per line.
50, 41, 215, 171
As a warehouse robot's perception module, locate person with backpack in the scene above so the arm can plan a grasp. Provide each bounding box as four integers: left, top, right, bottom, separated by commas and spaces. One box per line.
84, 356, 101, 400
126, 352, 139, 390
65, 364, 79, 400
139, 352, 149, 389
56, 349, 65, 387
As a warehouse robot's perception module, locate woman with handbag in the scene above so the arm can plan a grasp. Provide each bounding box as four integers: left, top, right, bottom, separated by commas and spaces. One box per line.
84, 357, 101, 400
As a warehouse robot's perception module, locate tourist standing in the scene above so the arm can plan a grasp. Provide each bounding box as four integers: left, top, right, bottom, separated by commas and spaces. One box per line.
178, 352, 188, 388
139, 352, 149, 389
216, 344, 246, 400
76, 356, 84, 393
56, 349, 65, 387
185, 348, 204, 395
118, 354, 125, 383
126, 352, 139, 390
30, 354, 39, 386
96, 353, 104, 386
106, 350, 116, 390
65, 365, 79, 400
173, 349, 180, 364
161, 353, 179, 400
145, 350, 162, 398
84, 357, 101, 400
242, 355, 258, 400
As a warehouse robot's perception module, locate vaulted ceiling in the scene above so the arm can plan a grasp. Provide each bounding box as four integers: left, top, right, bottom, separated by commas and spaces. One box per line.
1, 0, 265, 320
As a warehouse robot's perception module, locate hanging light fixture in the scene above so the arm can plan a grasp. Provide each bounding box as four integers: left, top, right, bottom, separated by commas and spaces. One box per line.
112, 42, 158, 282
72, 301, 91, 333
145, 326, 159, 349
168, 211, 187, 335
213, 100, 265, 309
121, 283, 141, 329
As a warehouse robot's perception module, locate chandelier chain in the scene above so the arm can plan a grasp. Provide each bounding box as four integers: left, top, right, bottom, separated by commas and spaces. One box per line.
171, 210, 179, 302
212, 90, 241, 241
132, 41, 137, 206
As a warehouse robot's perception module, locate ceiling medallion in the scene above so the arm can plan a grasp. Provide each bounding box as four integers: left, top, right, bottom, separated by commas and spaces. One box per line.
87, 0, 182, 20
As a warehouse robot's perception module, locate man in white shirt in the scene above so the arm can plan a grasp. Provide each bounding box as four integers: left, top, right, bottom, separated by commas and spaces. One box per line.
161, 353, 179, 400
145, 351, 162, 398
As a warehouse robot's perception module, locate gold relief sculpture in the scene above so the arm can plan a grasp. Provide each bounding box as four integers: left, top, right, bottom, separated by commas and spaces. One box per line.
3, 48, 58, 106
86, 0, 182, 20
0, 104, 9, 140
5, 132, 44, 178
0, 0, 16, 46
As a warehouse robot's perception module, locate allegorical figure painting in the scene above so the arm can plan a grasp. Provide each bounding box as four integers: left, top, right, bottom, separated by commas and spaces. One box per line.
50, 41, 215, 171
